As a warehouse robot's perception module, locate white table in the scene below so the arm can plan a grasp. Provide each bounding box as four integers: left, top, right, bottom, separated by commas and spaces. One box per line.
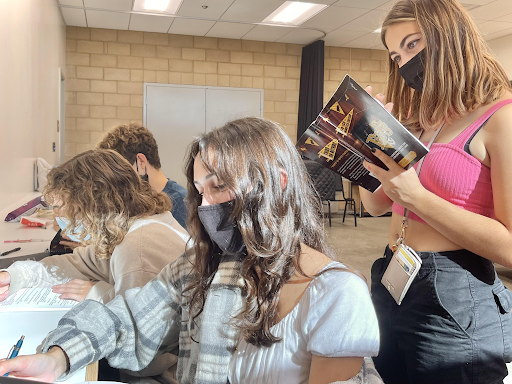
0, 310, 88, 383
0, 193, 56, 259
0, 193, 90, 382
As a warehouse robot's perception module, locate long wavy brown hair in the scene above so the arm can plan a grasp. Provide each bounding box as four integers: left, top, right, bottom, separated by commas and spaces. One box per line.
184, 117, 335, 347
382, 0, 511, 131
44, 149, 171, 259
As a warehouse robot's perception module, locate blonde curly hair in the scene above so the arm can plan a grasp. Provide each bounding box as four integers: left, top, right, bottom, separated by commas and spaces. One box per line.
44, 149, 171, 259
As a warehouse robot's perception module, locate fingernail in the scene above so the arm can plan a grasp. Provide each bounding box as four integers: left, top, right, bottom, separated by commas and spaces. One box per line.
371, 148, 376, 153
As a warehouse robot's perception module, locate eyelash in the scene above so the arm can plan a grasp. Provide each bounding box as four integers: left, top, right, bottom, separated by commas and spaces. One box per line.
197, 184, 226, 196
408, 39, 418, 49
392, 39, 420, 64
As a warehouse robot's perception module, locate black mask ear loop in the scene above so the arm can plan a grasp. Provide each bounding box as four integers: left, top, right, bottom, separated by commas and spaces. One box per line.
136, 160, 149, 182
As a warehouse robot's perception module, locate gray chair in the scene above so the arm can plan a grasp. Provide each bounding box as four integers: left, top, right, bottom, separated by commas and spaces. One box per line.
303, 159, 357, 227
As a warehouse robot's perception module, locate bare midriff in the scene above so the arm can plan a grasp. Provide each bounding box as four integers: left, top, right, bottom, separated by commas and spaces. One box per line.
388, 212, 462, 252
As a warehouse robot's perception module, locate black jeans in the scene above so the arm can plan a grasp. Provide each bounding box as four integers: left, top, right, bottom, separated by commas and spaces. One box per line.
371, 246, 512, 384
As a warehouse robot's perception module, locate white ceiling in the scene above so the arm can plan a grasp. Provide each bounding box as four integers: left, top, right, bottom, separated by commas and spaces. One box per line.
58, 0, 512, 49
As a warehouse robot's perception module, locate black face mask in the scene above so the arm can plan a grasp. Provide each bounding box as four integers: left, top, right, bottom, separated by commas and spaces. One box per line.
197, 200, 245, 255
398, 49, 425, 92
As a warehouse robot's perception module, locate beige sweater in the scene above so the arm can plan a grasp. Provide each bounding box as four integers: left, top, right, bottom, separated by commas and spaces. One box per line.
4, 211, 188, 384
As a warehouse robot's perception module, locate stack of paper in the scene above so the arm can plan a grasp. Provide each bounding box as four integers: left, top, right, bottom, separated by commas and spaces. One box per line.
0, 287, 77, 311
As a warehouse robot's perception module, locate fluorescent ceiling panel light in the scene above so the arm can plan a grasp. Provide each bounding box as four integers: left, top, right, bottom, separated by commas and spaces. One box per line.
262, 1, 328, 26
133, 0, 183, 14
145, 0, 169, 11
273, 2, 314, 23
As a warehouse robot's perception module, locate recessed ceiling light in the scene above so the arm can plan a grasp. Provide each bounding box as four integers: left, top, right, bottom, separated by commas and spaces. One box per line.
262, 1, 328, 26
145, 0, 169, 11
133, 0, 183, 14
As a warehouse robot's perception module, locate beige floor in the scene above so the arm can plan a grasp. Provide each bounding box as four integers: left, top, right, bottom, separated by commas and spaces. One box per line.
323, 212, 512, 382
324, 212, 512, 290
324, 213, 390, 285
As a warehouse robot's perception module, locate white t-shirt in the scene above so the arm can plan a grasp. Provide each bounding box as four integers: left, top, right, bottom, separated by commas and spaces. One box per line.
228, 261, 380, 384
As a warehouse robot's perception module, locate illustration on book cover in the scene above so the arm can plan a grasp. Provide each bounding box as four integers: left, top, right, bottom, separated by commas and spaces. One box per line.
297, 75, 428, 192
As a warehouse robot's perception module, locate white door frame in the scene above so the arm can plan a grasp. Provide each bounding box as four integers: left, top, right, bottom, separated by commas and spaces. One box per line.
58, 68, 65, 163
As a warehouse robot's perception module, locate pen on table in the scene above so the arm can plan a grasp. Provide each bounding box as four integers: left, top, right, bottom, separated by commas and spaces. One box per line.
4, 239, 46, 243
3, 335, 25, 377
0, 247, 21, 257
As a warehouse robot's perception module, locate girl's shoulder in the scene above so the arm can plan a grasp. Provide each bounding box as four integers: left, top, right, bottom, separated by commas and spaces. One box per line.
299, 261, 379, 358
296, 244, 366, 285
309, 261, 368, 296
125, 212, 189, 243
483, 94, 512, 132
296, 244, 336, 277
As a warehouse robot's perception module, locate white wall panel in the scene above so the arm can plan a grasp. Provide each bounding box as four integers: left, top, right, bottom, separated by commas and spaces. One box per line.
144, 84, 263, 187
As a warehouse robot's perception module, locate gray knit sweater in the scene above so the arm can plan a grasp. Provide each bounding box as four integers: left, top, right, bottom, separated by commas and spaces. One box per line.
42, 252, 244, 384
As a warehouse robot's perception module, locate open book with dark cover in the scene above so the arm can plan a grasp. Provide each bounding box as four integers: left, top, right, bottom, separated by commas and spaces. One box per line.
297, 75, 429, 192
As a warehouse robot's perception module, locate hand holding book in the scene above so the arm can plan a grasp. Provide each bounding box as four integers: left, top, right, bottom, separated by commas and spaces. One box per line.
365, 85, 395, 116
363, 146, 432, 211
297, 75, 428, 192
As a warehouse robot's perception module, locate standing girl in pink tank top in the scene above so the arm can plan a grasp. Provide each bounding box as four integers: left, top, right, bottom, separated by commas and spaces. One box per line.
359, 0, 512, 383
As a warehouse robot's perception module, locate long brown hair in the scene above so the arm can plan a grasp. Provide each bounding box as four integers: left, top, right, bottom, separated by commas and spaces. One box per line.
44, 149, 171, 258
382, 0, 511, 131
184, 117, 334, 347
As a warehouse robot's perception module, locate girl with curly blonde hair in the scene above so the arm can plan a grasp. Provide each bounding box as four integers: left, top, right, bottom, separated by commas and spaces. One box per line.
0, 149, 188, 384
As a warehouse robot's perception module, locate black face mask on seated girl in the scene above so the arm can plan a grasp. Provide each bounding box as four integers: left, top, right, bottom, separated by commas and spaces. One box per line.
398, 48, 425, 92
197, 200, 246, 255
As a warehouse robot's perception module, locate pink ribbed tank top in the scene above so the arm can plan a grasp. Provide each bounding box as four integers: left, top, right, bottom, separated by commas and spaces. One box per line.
392, 99, 512, 224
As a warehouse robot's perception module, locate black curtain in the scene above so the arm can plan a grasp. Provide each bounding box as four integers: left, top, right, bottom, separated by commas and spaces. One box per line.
297, 40, 324, 139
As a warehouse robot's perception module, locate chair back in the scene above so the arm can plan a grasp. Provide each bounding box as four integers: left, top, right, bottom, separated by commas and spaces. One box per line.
303, 159, 336, 201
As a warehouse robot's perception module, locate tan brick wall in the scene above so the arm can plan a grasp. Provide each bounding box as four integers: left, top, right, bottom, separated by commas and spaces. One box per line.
323, 47, 388, 104
65, 27, 388, 160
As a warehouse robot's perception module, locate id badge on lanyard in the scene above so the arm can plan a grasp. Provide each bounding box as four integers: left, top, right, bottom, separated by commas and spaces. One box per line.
381, 125, 443, 305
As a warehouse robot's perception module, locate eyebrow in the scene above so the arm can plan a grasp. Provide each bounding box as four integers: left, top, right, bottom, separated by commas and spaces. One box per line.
193, 173, 215, 186
389, 32, 422, 56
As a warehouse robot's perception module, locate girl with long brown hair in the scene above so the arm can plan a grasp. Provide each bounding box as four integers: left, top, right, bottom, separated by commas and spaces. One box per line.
0, 118, 380, 384
359, 0, 512, 382
0, 149, 188, 384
